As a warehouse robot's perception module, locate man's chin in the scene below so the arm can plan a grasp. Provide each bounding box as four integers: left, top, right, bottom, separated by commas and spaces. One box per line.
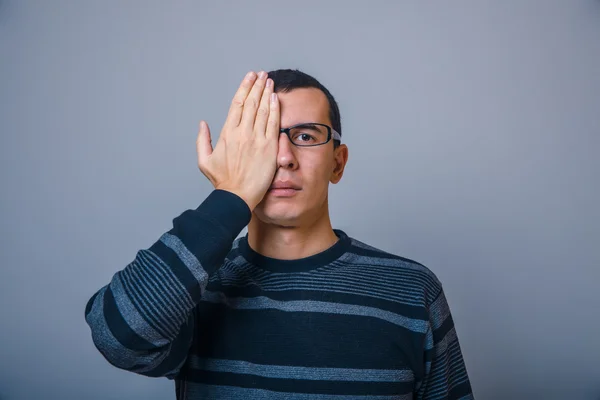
254, 205, 301, 225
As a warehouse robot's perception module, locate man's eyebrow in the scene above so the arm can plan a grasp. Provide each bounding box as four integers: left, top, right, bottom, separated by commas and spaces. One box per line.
282, 122, 328, 131
294, 122, 323, 129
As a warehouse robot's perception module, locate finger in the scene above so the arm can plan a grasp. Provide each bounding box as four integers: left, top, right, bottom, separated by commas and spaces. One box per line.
196, 120, 213, 168
253, 78, 274, 136
224, 71, 257, 128
265, 93, 280, 142
240, 70, 268, 130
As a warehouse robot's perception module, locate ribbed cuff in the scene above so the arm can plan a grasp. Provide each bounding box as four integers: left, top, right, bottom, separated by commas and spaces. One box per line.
195, 189, 252, 239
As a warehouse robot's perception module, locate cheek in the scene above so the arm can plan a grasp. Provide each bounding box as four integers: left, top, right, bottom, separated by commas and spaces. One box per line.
302, 162, 332, 197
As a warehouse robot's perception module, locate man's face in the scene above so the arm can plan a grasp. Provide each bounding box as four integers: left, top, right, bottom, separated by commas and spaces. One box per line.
253, 87, 348, 227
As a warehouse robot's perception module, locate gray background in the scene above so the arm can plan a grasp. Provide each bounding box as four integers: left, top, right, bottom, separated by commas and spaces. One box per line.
1, 1, 599, 399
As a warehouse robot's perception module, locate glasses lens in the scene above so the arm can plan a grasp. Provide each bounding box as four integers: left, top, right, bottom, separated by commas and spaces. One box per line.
288, 124, 329, 146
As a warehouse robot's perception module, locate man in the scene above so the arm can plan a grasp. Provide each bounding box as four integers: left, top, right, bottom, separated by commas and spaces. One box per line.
85, 69, 474, 399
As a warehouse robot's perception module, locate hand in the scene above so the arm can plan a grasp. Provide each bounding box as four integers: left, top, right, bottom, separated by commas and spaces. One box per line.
196, 71, 280, 211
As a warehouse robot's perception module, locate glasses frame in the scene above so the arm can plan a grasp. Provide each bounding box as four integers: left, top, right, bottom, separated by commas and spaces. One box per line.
279, 122, 342, 147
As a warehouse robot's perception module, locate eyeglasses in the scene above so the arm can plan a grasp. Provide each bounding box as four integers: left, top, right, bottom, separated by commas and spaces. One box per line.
279, 122, 342, 147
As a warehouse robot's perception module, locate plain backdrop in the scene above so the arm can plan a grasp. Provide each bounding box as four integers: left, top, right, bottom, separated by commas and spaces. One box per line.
1, 1, 599, 399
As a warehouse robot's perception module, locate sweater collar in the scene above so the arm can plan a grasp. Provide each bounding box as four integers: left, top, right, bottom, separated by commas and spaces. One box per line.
238, 229, 350, 272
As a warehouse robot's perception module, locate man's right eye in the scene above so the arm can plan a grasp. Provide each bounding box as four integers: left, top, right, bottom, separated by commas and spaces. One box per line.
295, 133, 316, 142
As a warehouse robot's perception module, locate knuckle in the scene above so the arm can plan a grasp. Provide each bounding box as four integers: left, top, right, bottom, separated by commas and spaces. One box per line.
256, 106, 268, 116
231, 97, 244, 107
244, 97, 258, 109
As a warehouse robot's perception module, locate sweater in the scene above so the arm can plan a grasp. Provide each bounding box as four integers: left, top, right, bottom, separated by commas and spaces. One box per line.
85, 189, 473, 399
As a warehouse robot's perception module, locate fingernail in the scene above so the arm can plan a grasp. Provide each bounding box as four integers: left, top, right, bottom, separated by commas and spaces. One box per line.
246, 71, 256, 80
271, 93, 277, 103
266, 78, 273, 88
259, 71, 267, 79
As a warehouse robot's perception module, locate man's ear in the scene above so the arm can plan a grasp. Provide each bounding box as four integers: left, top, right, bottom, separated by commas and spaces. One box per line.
330, 144, 348, 184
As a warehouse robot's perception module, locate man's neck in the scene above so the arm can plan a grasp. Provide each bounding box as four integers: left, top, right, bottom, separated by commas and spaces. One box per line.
246, 213, 339, 261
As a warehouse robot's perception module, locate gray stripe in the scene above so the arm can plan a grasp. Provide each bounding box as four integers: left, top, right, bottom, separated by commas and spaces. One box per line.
218, 269, 425, 291
202, 291, 428, 332
345, 251, 438, 276
186, 382, 413, 400
255, 271, 429, 295
228, 275, 426, 302
433, 327, 457, 357
348, 239, 386, 252
110, 273, 164, 345
159, 232, 208, 284
225, 261, 438, 300
190, 356, 414, 382
324, 268, 437, 290
429, 290, 450, 330
426, 374, 470, 399
231, 254, 251, 267
119, 264, 175, 340
219, 267, 435, 295
85, 288, 166, 372
133, 257, 187, 331
217, 264, 436, 305
122, 260, 178, 339
327, 266, 440, 292
139, 249, 195, 310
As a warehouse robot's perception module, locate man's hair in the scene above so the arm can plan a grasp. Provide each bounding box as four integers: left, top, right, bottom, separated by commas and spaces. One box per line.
267, 69, 342, 149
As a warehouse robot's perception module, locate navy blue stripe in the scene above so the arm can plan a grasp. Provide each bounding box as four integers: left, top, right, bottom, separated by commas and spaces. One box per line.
149, 240, 203, 301
448, 379, 473, 399
432, 313, 455, 344
103, 286, 156, 350
191, 305, 423, 370
166, 190, 250, 276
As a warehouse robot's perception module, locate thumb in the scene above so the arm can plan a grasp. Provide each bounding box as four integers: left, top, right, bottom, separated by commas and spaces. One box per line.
196, 120, 213, 163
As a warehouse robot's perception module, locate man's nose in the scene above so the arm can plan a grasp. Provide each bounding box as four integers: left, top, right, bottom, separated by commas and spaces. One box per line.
277, 131, 298, 169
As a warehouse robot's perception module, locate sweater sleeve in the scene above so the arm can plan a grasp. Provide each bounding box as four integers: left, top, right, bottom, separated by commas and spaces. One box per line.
416, 288, 474, 399
84, 189, 251, 379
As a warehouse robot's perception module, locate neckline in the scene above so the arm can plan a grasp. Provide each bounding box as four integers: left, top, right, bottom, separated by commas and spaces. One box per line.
238, 229, 350, 272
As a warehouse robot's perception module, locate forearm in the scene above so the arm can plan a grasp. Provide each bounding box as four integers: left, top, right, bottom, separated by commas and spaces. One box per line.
84, 189, 251, 376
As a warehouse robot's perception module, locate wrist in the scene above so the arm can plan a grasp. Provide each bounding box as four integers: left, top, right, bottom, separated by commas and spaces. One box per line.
215, 186, 257, 212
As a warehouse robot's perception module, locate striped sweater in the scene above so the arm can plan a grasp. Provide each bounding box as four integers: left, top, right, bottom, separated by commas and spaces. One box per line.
85, 189, 473, 399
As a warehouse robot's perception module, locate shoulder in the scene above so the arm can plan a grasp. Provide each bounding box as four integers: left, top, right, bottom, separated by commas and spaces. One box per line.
343, 233, 444, 305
